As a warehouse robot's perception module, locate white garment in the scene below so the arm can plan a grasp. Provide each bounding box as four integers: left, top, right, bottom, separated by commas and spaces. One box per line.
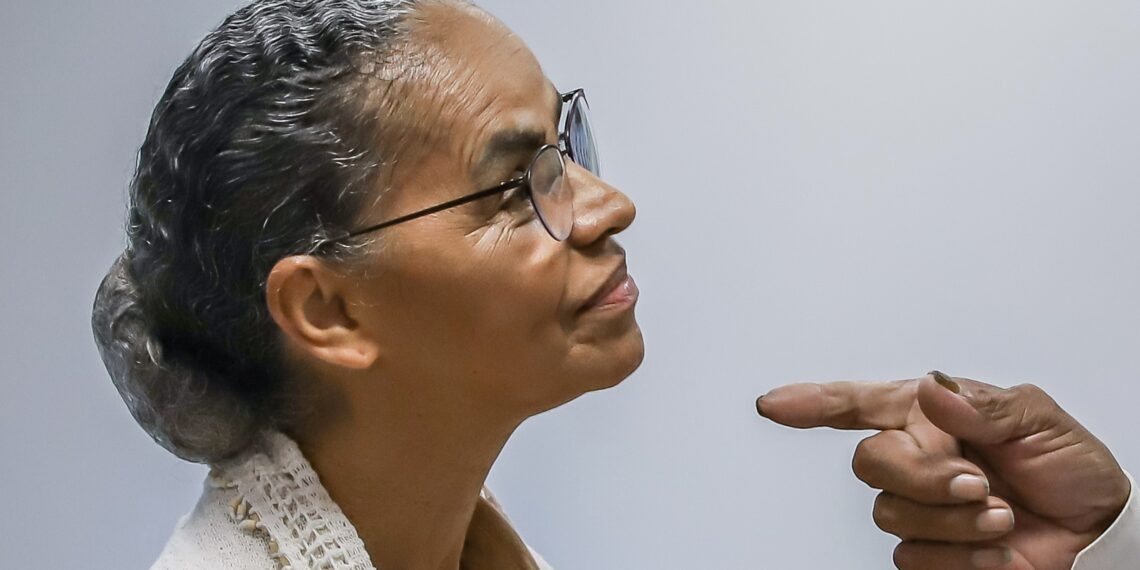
150, 431, 553, 570
150, 430, 1139, 569
1073, 471, 1139, 569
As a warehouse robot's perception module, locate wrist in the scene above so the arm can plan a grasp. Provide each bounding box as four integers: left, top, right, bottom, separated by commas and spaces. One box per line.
1088, 470, 1132, 538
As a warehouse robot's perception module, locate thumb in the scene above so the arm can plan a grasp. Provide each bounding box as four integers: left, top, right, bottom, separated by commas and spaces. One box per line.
916, 371, 1071, 446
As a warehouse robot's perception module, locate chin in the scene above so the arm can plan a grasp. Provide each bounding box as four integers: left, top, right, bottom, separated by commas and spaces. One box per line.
584, 323, 646, 393
527, 323, 646, 414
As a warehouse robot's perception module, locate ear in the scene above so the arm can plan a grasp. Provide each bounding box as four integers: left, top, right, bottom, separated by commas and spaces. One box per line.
265, 256, 380, 370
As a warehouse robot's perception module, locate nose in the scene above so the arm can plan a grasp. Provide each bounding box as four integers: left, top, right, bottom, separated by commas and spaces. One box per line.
564, 162, 636, 249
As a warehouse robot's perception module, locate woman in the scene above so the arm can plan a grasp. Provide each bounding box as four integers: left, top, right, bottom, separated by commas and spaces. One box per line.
92, 0, 1136, 568
95, 1, 637, 567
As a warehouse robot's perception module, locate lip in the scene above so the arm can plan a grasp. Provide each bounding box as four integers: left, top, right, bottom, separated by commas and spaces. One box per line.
579, 261, 639, 313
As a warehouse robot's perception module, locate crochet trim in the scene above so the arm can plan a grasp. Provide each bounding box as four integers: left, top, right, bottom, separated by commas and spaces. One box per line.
210, 432, 375, 570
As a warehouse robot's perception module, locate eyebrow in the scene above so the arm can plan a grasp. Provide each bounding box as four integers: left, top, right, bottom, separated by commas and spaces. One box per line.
474, 85, 564, 180
478, 129, 548, 170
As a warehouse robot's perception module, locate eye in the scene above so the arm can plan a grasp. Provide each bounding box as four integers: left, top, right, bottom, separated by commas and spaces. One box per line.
498, 185, 531, 211
494, 168, 528, 207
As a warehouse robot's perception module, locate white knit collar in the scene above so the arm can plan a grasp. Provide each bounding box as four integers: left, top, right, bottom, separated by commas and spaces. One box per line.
209, 431, 376, 570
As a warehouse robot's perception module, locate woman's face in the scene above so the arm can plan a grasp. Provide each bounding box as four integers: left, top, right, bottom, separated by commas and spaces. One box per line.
346, 2, 643, 416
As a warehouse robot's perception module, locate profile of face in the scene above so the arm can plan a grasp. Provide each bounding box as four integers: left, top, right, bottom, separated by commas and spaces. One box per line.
266, 1, 644, 423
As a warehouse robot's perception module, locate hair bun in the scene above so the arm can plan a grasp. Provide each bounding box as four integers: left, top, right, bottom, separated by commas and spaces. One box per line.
91, 251, 258, 464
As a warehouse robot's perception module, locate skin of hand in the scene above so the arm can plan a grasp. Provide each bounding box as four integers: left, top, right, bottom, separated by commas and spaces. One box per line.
756, 372, 1131, 570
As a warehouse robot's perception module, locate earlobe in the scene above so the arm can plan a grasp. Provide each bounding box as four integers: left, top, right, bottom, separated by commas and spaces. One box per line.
316, 342, 380, 370
265, 256, 382, 371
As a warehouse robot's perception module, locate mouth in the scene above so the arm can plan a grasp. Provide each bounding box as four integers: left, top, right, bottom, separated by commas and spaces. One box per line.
579, 261, 640, 313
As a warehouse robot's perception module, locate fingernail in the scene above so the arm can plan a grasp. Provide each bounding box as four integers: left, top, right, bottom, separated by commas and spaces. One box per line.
949, 474, 990, 501
976, 508, 1015, 533
755, 395, 768, 418
929, 370, 961, 394
972, 547, 1012, 568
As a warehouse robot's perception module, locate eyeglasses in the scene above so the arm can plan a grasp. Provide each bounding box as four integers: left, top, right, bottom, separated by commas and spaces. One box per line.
322, 89, 599, 246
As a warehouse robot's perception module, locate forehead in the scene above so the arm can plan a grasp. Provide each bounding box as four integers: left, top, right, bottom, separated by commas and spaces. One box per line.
395, 1, 557, 159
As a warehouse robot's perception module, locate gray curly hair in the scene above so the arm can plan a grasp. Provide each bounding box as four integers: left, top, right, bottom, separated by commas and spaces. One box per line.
91, 0, 427, 464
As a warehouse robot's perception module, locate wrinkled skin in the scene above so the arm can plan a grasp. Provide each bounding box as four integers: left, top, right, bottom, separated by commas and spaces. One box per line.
759, 373, 1131, 569
263, 2, 643, 568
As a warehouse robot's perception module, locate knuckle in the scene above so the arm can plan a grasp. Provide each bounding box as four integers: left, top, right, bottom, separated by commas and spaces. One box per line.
897, 379, 920, 399
1011, 382, 1046, 399
1011, 382, 1062, 411
892, 543, 913, 570
833, 404, 861, 429
872, 507, 892, 533
851, 438, 880, 484
923, 455, 969, 492
872, 494, 900, 533
822, 385, 861, 428
970, 387, 1005, 417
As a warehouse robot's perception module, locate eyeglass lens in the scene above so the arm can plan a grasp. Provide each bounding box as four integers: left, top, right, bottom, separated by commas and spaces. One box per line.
565, 93, 600, 176
529, 146, 572, 241
528, 92, 600, 241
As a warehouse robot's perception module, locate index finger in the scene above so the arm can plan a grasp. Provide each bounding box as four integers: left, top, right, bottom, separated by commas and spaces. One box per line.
756, 379, 919, 431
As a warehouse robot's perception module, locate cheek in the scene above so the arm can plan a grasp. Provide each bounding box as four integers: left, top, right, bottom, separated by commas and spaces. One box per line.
460, 244, 569, 356
370, 226, 572, 391
468, 224, 566, 314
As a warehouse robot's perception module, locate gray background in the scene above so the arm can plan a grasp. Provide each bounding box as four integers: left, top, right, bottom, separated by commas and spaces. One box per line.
2, 0, 1138, 568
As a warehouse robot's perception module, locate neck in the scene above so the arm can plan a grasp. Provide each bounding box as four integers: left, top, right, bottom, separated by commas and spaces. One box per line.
295, 378, 523, 570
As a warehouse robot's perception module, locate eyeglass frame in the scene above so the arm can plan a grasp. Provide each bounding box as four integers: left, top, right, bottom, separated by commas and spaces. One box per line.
317, 89, 595, 248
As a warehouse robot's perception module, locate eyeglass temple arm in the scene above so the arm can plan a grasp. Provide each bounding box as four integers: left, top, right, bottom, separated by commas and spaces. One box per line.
324, 177, 528, 245
318, 91, 584, 249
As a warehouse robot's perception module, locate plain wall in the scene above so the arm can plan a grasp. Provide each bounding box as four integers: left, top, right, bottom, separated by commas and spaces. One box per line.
2, 1, 1137, 568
